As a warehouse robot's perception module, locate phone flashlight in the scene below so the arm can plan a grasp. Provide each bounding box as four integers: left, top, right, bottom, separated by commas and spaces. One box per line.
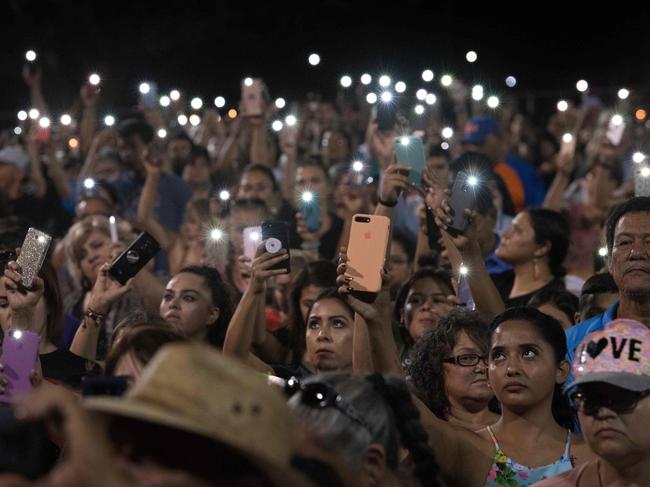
641, 167, 650, 178
109, 216, 118, 243
301, 191, 314, 203
139, 83, 151, 95
83, 178, 95, 190
210, 228, 224, 242
248, 230, 261, 242
562, 133, 573, 143
219, 190, 231, 201
633, 152, 646, 164
88, 73, 101, 86
380, 91, 393, 103
459, 264, 469, 276
467, 176, 478, 187
25, 50, 37, 62
399, 137, 410, 146
12, 330, 23, 340
598, 247, 608, 257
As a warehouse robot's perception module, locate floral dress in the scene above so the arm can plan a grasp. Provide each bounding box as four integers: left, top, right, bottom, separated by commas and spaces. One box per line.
484, 426, 574, 486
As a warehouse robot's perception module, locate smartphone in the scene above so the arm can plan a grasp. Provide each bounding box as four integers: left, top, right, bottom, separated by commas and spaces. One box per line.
457, 271, 476, 311
394, 136, 426, 185
300, 193, 320, 233
606, 117, 625, 147
346, 214, 390, 300
241, 78, 265, 117
634, 164, 650, 197
243, 226, 263, 261
0, 330, 40, 403
447, 171, 478, 237
375, 104, 397, 132
425, 206, 442, 252
261, 221, 291, 272
140, 81, 158, 110
15, 228, 52, 289
81, 376, 128, 397
109, 231, 161, 285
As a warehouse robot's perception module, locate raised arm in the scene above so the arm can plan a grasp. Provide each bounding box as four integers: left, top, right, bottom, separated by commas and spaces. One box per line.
135, 160, 174, 250
79, 84, 99, 157
543, 141, 575, 211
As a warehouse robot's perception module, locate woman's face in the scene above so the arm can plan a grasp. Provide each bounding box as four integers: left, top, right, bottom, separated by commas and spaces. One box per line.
488, 320, 567, 412
160, 272, 219, 341
495, 212, 540, 265
299, 285, 324, 322
443, 331, 492, 408
79, 230, 113, 284
403, 277, 454, 340
388, 240, 412, 291
305, 298, 354, 372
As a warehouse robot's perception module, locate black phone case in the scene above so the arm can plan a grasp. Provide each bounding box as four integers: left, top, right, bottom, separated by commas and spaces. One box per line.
425, 207, 443, 251
109, 231, 160, 285
447, 172, 477, 237
261, 221, 291, 273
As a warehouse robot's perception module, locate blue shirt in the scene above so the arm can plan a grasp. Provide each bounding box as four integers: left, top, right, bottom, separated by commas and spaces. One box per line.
485, 233, 512, 275
506, 154, 547, 208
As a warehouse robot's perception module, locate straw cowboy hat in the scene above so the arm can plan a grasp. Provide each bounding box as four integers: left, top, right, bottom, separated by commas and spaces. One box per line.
84, 342, 315, 485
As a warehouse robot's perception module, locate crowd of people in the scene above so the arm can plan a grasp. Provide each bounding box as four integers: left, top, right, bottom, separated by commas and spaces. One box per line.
0, 54, 648, 486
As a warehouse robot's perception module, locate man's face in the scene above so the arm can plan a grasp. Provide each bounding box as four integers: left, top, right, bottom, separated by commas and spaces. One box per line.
168, 138, 192, 164
117, 135, 146, 171
609, 212, 650, 299
462, 134, 500, 162
296, 165, 330, 201
237, 170, 277, 205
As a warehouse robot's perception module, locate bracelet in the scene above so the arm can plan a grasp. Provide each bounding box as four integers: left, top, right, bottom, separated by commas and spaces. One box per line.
84, 307, 106, 328
301, 241, 321, 250
378, 196, 398, 207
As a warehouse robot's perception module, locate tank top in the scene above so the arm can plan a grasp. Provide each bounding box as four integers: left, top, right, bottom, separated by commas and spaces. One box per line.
483, 425, 574, 486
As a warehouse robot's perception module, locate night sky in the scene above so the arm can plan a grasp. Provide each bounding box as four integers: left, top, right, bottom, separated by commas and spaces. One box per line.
2, 1, 649, 128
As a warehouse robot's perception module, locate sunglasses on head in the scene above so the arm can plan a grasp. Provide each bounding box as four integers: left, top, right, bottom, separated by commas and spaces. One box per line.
285, 377, 374, 435
571, 384, 650, 416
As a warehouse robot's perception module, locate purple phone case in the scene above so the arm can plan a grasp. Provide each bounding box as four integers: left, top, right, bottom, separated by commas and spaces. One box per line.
0, 330, 40, 402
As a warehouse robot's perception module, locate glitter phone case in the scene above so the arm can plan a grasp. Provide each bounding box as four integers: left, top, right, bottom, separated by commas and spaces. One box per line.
15, 228, 52, 289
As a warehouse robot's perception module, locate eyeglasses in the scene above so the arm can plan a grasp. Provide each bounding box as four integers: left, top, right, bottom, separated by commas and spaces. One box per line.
285, 377, 374, 434
571, 385, 650, 416
443, 353, 488, 367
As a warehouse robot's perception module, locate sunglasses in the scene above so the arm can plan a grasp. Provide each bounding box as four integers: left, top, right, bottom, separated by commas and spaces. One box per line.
571, 385, 650, 416
443, 353, 488, 367
285, 377, 374, 435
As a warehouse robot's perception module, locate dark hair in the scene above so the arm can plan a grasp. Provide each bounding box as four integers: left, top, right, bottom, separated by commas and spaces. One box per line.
393, 267, 454, 324
286, 261, 338, 363
40, 261, 64, 346
190, 144, 209, 163
306, 288, 355, 323
528, 288, 579, 326
297, 158, 330, 182
427, 145, 451, 160
117, 118, 154, 144
78, 179, 119, 207
525, 208, 570, 278
579, 272, 619, 320
407, 309, 490, 419
489, 307, 573, 430
169, 130, 193, 145
292, 373, 440, 487
177, 266, 234, 348
605, 197, 650, 256
105, 323, 184, 376
391, 232, 415, 263
241, 164, 279, 192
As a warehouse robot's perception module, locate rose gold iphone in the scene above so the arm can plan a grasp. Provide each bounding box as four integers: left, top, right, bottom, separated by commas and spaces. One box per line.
346, 214, 390, 300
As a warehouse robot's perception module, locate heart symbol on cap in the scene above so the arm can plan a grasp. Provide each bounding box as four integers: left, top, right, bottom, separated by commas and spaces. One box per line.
586, 338, 608, 359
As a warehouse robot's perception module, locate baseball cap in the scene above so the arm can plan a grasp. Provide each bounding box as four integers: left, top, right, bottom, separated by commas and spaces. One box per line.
463, 116, 500, 145
0, 145, 30, 172
567, 319, 650, 392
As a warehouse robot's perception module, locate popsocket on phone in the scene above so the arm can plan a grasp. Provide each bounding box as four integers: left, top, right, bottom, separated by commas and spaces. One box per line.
265, 238, 282, 254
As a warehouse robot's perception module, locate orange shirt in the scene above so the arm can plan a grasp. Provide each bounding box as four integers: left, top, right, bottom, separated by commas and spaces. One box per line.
494, 161, 525, 212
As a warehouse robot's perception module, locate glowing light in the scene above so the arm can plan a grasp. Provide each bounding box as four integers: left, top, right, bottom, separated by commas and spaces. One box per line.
505, 76, 517, 87
25, 51, 36, 62
60, 113, 72, 125
88, 73, 101, 86
271, 120, 283, 132
618, 88, 630, 100
275, 97, 286, 109
395, 81, 406, 93
28, 108, 40, 120
157, 128, 167, 139
340, 75, 352, 88
104, 115, 115, 127
441, 142, 449, 150
68, 138, 79, 149
177, 114, 188, 126
380, 91, 393, 103
632, 152, 646, 164
467, 176, 478, 186
471, 85, 484, 101
360, 74, 372, 85
598, 247, 608, 257
14, 127, 22, 135
189, 114, 201, 126
487, 96, 500, 108
352, 161, 364, 172
139, 82, 151, 94
214, 96, 226, 108
441, 127, 454, 139
379, 75, 391, 87
301, 191, 314, 202
441, 75, 453, 87
557, 100, 569, 112
159, 95, 171, 107
308, 53, 320, 66
416, 89, 428, 100
38, 117, 50, 128
13, 330, 23, 340
576, 80, 589, 92
635, 109, 647, 121
414, 104, 425, 115
366, 93, 377, 104
170, 90, 181, 101
219, 190, 230, 201
228, 109, 238, 119
421, 69, 434, 82
642, 167, 650, 178
17, 110, 27, 121
425, 93, 437, 105
611, 114, 624, 126
190, 97, 203, 110
210, 228, 224, 241
83, 178, 95, 189
244, 77, 253, 87
465, 51, 478, 63
562, 133, 573, 143
285, 115, 297, 126
248, 231, 260, 242
459, 264, 469, 275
